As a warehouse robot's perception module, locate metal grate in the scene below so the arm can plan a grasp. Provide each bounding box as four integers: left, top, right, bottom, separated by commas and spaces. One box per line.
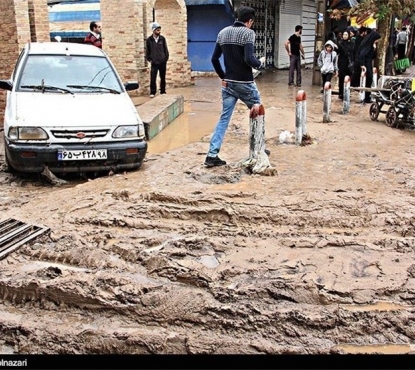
51, 129, 109, 139
0, 218, 49, 260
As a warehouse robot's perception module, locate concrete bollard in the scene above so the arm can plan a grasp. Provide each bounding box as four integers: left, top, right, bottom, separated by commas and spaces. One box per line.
372, 67, 378, 88
323, 81, 331, 123
295, 90, 307, 145
343, 75, 351, 115
359, 66, 366, 103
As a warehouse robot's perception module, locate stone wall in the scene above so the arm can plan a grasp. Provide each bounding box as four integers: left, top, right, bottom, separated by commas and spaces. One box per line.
152, 0, 192, 89
101, 0, 192, 96
28, 0, 50, 42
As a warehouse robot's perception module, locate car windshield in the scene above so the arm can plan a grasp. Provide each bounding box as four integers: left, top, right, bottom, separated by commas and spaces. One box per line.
17, 54, 123, 93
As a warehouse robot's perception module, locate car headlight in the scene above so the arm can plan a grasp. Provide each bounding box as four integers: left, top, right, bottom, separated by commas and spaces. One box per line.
9, 127, 48, 140
112, 125, 138, 138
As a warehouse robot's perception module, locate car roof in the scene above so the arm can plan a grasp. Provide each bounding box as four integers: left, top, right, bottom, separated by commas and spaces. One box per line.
26, 42, 105, 57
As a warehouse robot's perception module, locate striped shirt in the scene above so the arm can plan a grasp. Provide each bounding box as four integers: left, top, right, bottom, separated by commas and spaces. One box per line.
211, 21, 261, 83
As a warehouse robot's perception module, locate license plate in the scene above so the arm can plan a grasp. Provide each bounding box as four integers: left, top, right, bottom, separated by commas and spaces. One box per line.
57, 149, 107, 161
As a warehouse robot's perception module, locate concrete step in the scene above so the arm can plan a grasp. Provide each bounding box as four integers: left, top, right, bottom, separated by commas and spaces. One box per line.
135, 94, 184, 140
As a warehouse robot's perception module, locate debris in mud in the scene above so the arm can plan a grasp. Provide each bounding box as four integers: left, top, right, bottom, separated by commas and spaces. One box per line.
279, 130, 294, 144
36, 266, 63, 280
111, 190, 130, 201
41, 166, 68, 186
300, 133, 314, 146
187, 169, 243, 184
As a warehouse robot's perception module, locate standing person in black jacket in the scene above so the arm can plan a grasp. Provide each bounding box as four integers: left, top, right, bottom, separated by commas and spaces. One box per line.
351, 26, 368, 87
358, 28, 381, 103
337, 30, 355, 100
146, 22, 169, 97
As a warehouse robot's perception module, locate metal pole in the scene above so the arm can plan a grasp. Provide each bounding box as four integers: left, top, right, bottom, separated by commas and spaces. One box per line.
343, 75, 350, 115
295, 90, 307, 145
323, 81, 331, 123
372, 67, 378, 88
359, 66, 366, 103
264, 0, 268, 65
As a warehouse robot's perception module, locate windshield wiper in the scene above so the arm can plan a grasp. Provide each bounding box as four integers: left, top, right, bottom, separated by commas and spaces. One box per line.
66, 85, 121, 94
20, 84, 74, 94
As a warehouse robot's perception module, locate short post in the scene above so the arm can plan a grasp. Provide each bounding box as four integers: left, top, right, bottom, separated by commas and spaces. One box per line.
359, 66, 366, 103
323, 81, 331, 123
240, 104, 274, 175
343, 75, 350, 115
295, 90, 307, 145
372, 67, 378, 88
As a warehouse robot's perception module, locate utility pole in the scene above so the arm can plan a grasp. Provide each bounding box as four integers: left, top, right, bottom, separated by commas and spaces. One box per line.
312, 0, 326, 86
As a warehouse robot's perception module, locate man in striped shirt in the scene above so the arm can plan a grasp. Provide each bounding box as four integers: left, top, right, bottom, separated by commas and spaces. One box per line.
205, 6, 265, 168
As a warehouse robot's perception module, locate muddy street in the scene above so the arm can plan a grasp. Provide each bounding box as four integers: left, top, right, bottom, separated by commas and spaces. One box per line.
0, 68, 415, 355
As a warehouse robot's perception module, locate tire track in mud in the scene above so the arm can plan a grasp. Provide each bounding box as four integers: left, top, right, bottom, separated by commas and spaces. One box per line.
1, 188, 415, 353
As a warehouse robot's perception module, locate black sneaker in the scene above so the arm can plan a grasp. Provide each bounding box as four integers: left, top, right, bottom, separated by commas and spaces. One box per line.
204, 156, 226, 167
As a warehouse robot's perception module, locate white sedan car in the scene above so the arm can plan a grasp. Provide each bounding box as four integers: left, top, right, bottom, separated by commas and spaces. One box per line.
0, 42, 147, 174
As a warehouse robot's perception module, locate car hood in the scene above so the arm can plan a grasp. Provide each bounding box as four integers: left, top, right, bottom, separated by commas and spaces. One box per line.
13, 92, 142, 127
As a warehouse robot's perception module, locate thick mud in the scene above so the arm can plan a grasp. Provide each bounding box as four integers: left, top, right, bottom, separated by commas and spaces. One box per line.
0, 68, 415, 354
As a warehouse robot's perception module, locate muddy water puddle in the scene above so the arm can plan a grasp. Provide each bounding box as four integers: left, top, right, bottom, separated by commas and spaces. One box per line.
147, 101, 219, 154
336, 344, 411, 354
340, 301, 414, 312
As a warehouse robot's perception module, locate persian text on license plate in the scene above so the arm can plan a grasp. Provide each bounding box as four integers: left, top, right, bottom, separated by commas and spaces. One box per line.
57, 149, 108, 161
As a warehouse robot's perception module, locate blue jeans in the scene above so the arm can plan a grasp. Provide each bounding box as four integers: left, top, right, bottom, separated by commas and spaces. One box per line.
207, 81, 261, 157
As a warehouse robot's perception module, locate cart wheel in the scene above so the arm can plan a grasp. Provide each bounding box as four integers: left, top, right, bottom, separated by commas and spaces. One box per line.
369, 103, 380, 121
385, 107, 398, 128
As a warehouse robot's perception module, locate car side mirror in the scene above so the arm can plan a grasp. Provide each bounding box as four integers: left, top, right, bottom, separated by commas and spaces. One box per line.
124, 81, 139, 91
0, 80, 12, 91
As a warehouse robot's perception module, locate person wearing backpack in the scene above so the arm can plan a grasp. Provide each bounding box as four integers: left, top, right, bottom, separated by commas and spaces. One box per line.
317, 40, 338, 89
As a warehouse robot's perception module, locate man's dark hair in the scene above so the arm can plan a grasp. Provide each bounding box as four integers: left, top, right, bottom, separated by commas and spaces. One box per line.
295, 25, 303, 32
89, 21, 98, 31
236, 6, 255, 23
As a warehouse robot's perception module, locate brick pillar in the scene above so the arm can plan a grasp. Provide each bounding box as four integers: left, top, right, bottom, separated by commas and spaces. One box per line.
100, 0, 192, 97
100, 0, 148, 97
153, 0, 192, 88
0, 0, 31, 125
28, 0, 50, 42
